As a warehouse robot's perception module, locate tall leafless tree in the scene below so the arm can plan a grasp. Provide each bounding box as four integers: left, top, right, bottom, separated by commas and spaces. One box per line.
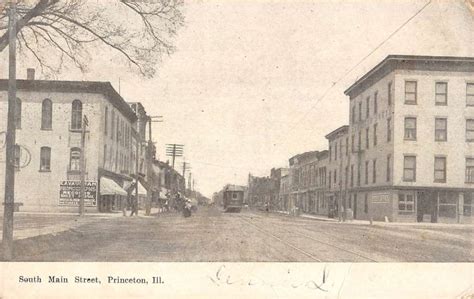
0, 0, 184, 78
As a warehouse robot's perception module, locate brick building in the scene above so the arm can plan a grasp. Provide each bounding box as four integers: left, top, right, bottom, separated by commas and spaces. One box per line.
0, 71, 151, 212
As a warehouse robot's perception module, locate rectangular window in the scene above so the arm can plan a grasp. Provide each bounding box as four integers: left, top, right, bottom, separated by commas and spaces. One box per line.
374, 92, 378, 114
387, 117, 392, 142
386, 154, 391, 182
334, 169, 337, 185
366, 127, 369, 149
329, 145, 332, 161
365, 160, 369, 185
328, 170, 332, 190
358, 131, 361, 151
398, 193, 414, 214
435, 82, 447, 105
364, 193, 368, 214
40, 147, 51, 171
403, 156, 416, 182
103, 144, 107, 167
350, 165, 354, 187
366, 97, 370, 118
405, 81, 417, 104
351, 134, 355, 153
434, 156, 447, 183
373, 123, 378, 146
345, 137, 349, 156
404, 117, 417, 140
372, 159, 377, 184
104, 107, 108, 135
111, 110, 115, 140
345, 166, 348, 187
352, 105, 356, 124
464, 192, 474, 216
357, 163, 361, 186
359, 102, 362, 122
467, 119, 474, 142
466, 158, 474, 183
467, 83, 474, 106
388, 82, 392, 107
435, 118, 447, 141
334, 142, 337, 161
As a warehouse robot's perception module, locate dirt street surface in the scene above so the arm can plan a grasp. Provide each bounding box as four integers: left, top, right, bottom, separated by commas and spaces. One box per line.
3, 206, 473, 262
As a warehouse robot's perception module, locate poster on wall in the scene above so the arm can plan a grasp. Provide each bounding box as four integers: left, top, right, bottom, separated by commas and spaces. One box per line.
59, 180, 97, 206
371, 193, 391, 204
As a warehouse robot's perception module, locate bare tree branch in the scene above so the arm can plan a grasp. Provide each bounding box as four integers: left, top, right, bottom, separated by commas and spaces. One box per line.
0, 0, 185, 78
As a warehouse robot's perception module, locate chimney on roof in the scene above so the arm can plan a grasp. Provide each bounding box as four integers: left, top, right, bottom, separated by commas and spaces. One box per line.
27, 68, 35, 80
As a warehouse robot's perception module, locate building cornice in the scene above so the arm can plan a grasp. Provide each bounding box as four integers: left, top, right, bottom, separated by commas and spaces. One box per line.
344, 55, 474, 99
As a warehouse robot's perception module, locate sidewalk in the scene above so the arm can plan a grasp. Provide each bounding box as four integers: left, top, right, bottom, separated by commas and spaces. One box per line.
275, 210, 474, 229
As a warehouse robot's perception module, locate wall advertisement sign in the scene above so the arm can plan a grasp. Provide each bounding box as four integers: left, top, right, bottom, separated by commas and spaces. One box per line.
59, 180, 97, 206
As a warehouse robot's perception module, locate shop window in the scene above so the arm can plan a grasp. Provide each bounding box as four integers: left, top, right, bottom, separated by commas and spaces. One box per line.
463, 192, 473, 216
41, 99, 52, 130
438, 191, 457, 219
435, 82, 447, 105
69, 147, 81, 171
403, 156, 416, 182
404, 117, 417, 140
71, 100, 82, 130
398, 193, 414, 214
435, 118, 447, 142
405, 81, 417, 104
40, 146, 51, 171
466, 158, 474, 183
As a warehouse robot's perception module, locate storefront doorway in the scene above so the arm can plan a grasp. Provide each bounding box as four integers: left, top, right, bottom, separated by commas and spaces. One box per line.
417, 191, 437, 223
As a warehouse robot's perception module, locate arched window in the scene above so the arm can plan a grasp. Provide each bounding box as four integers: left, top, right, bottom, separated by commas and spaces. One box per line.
40, 146, 51, 171
69, 147, 81, 171
41, 99, 52, 130
71, 100, 82, 130
14, 98, 21, 129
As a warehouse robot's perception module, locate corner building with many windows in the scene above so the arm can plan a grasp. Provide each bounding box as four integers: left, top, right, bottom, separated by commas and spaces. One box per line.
344, 55, 474, 223
0, 73, 141, 212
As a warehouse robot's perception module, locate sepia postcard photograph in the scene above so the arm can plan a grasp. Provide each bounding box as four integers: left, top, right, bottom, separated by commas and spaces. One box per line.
0, 0, 473, 298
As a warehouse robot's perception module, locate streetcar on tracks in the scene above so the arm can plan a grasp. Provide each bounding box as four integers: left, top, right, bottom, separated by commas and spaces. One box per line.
223, 185, 245, 213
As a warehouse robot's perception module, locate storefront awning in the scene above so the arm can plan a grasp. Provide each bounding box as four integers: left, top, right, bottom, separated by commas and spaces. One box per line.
100, 177, 127, 196
137, 181, 147, 196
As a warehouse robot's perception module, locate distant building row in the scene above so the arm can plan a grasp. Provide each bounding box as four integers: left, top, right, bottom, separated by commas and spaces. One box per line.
248, 55, 474, 223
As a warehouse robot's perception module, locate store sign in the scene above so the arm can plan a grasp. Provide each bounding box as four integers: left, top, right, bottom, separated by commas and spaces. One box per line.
371, 193, 390, 204
59, 181, 97, 206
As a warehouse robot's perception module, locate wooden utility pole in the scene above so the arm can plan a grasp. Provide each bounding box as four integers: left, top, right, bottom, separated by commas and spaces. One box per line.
79, 115, 88, 216
145, 116, 162, 216
2, 1, 17, 261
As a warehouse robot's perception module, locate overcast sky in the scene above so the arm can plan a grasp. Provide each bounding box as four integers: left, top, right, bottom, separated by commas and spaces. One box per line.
1, 0, 473, 197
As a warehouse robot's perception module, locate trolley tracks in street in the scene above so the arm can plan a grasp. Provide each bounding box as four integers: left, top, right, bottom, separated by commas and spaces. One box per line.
235, 213, 378, 262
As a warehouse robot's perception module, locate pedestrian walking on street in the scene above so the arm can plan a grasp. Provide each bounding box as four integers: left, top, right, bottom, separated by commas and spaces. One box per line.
130, 195, 138, 216
121, 196, 127, 216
